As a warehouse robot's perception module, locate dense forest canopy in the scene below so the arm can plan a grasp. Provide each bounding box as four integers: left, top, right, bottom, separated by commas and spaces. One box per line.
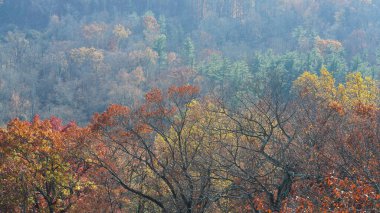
0, 0, 379, 212
0, 0, 379, 123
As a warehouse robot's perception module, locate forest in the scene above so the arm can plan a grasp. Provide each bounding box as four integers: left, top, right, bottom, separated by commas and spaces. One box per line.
0, 0, 379, 212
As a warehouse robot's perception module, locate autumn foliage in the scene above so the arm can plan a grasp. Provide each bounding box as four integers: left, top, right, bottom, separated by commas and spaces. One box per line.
0, 71, 379, 212
0, 116, 93, 212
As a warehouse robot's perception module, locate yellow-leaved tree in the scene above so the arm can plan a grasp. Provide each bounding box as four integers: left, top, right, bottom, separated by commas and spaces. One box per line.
0, 116, 93, 212
291, 68, 380, 211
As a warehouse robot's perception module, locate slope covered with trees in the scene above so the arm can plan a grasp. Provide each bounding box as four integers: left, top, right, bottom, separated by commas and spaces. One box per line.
0, 0, 379, 212
0, 0, 379, 123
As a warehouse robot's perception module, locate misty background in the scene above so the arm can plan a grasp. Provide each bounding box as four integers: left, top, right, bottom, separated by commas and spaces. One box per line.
0, 0, 379, 123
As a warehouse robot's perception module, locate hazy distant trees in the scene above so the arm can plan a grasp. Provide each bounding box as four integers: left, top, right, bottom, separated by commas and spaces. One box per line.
0, 0, 379, 125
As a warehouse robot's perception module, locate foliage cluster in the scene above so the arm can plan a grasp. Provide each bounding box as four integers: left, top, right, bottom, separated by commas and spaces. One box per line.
1, 70, 379, 212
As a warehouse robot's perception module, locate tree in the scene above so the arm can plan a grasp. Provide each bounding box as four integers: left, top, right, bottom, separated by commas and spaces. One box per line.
88, 85, 235, 212
212, 89, 299, 212
291, 68, 380, 211
0, 116, 93, 212
184, 37, 195, 69
112, 24, 132, 51
153, 34, 168, 69
82, 22, 107, 48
